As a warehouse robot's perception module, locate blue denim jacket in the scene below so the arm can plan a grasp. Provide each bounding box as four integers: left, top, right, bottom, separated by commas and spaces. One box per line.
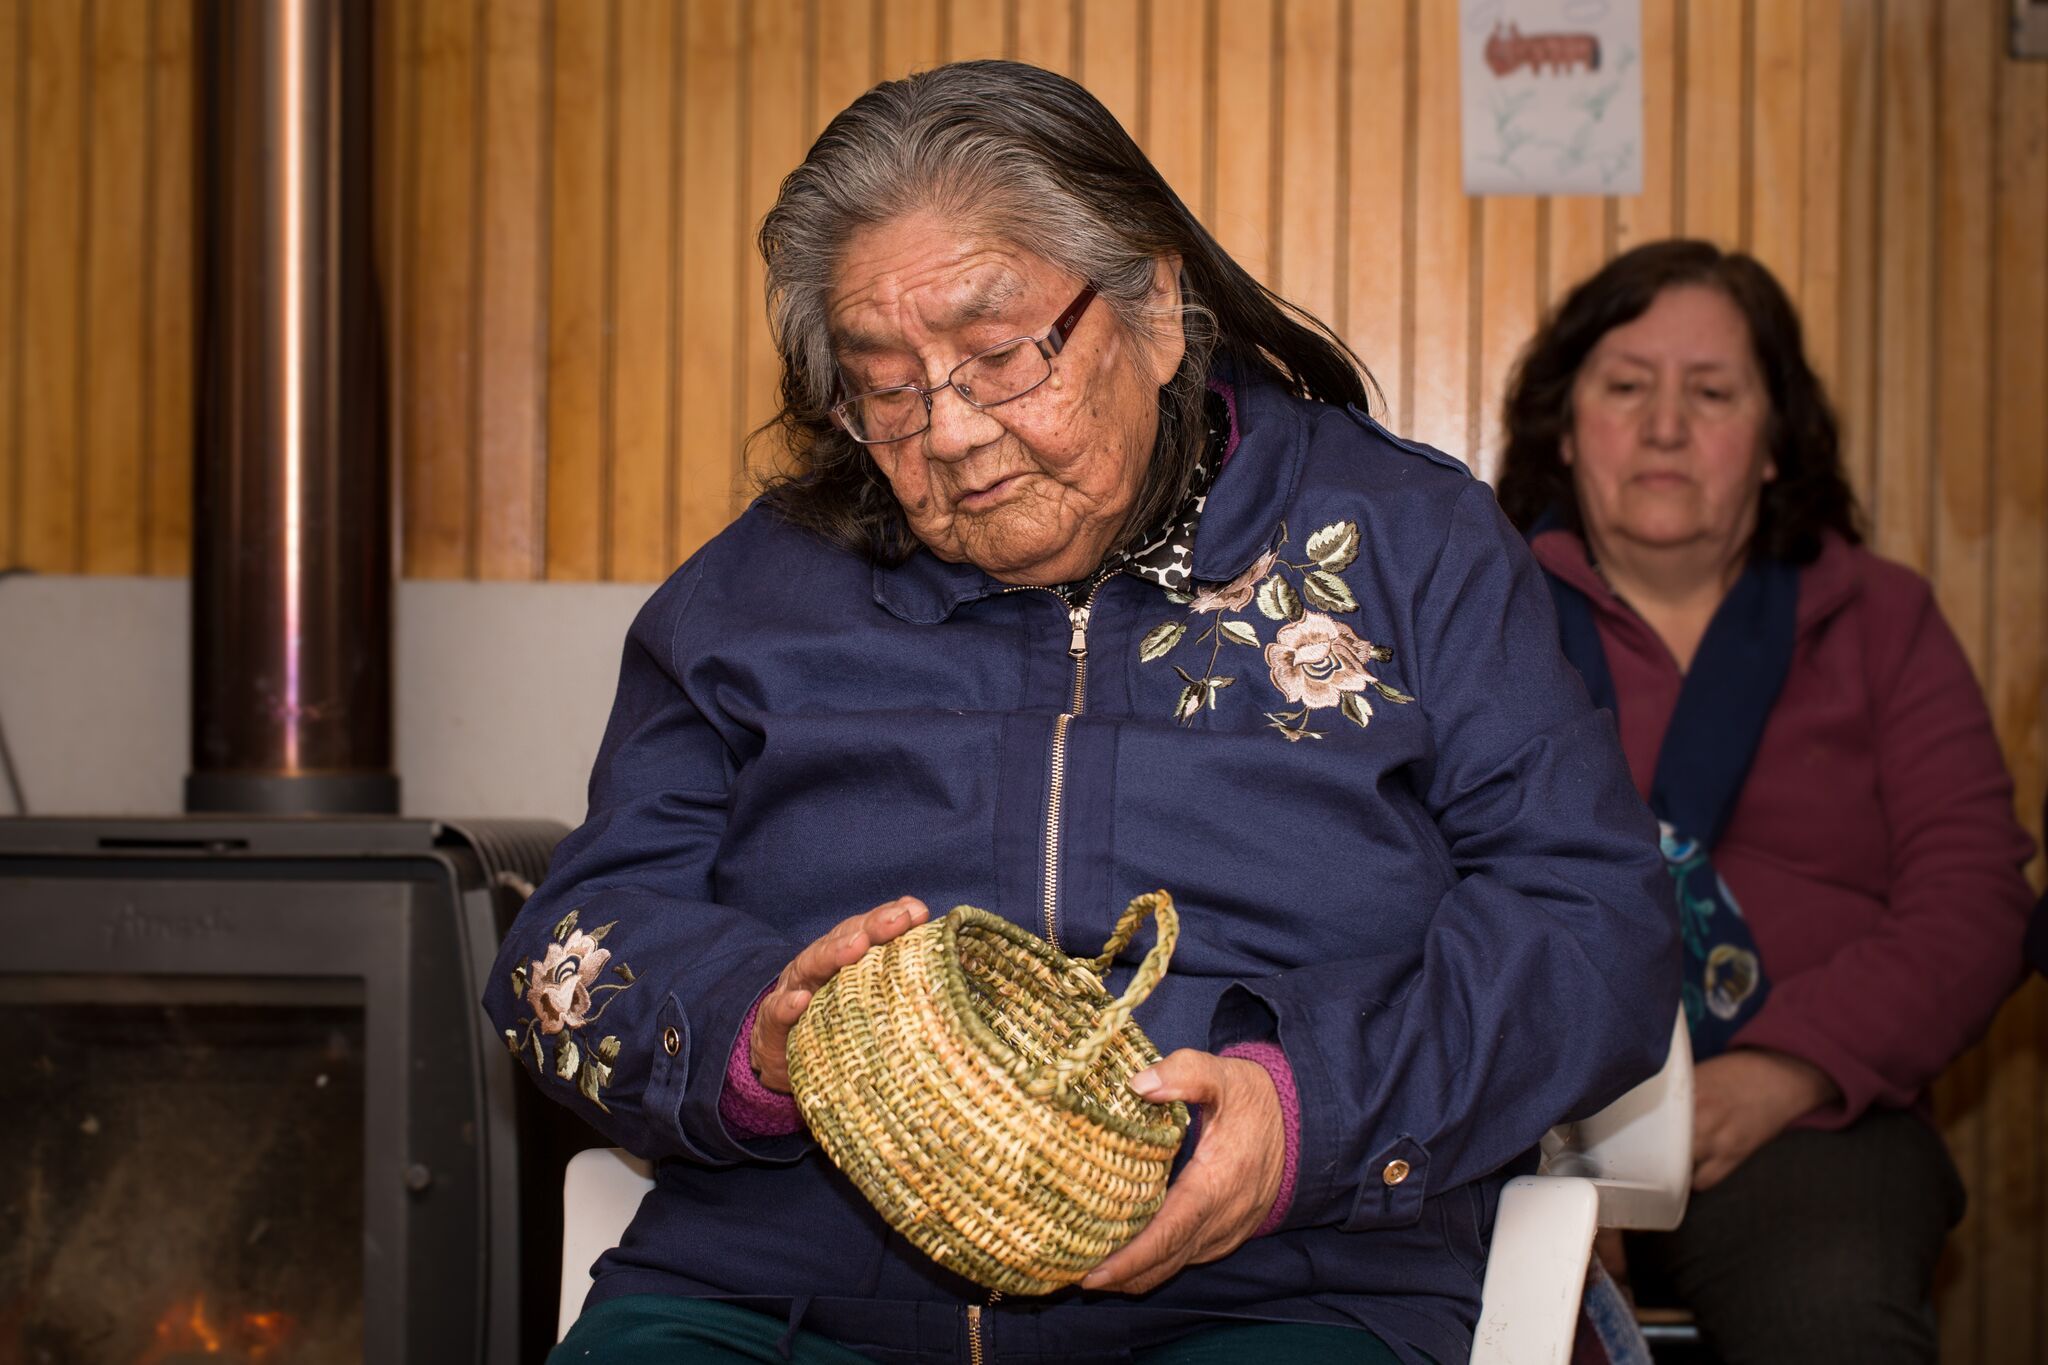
485, 376, 1678, 1365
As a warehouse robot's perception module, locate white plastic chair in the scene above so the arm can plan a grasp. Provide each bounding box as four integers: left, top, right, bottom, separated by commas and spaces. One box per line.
556, 1014, 1694, 1357
1470, 1011, 1694, 1364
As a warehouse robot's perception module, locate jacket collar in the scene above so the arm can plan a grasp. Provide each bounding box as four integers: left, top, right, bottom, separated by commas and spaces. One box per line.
1528, 526, 1865, 635
869, 371, 1305, 624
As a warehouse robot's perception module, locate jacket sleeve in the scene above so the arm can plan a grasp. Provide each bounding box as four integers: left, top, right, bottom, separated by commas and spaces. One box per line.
1208, 480, 1680, 1234
480, 555, 812, 1166
1733, 572, 2034, 1124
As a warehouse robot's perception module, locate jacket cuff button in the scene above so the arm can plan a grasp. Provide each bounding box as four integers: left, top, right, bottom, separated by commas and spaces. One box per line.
1381, 1158, 1411, 1186
662, 1026, 682, 1057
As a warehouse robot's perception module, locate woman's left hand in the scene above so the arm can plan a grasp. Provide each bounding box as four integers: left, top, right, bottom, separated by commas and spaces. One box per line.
1080, 1049, 1287, 1295
1691, 1048, 1839, 1191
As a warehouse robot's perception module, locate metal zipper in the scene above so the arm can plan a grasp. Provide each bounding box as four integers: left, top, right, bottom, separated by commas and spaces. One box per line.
966, 1289, 1002, 1364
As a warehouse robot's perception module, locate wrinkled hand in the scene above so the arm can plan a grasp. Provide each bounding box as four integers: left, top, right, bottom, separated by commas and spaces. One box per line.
1691, 1049, 1839, 1191
1080, 1049, 1286, 1295
749, 896, 930, 1093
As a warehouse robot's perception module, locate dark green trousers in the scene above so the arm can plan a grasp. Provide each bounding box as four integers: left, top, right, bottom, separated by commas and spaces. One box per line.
550, 1293, 1405, 1364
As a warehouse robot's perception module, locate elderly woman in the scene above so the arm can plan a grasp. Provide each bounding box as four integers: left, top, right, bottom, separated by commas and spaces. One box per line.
492, 61, 1676, 1365
1499, 240, 2034, 1364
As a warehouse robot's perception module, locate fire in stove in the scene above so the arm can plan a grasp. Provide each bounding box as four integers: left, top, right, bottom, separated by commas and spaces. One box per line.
135, 1296, 297, 1364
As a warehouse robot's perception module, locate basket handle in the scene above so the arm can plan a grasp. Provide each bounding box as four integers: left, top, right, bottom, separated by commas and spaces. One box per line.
1022, 890, 1178, 1099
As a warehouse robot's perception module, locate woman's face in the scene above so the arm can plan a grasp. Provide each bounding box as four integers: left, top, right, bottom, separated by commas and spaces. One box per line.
1564, 283, 1775, 567
827, 213, 1185, 585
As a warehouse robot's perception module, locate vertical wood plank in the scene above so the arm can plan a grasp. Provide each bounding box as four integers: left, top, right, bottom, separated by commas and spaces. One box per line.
544, 0, 609, 579
473, 0, 546, 580
1615, 0, 1676, 248
1143, 0, 1206, 213
741, 0, 810, 485
881, 0, 940, 78
677, 0, 745, 554
145, 0, 192, 575
1544, 196, 1608, 317
1748, 0, 1804, 295
1797, 0, 1842, 402
1407, 0, 1468, 460
607, 0, 676, 581
1013, 0, 1076, 76
82, 0, 145, 574
1834, 0, 1878, 501
404, 0, 478, 578
1872, 0, 1935, 575
944, 0, 1008, 61
1346, 0, 1408, 427
813, 0, 878, 136
1679, 0, 1744, 246
20, 0, 85, 570
0, 0, 23, 568
1277, 0, 1340, 331
1209, 0, 1272, 284
1078, 0, 1141, 140
1475, 197, 1538, 485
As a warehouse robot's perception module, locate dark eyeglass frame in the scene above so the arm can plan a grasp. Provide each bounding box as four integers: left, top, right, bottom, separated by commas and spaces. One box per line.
828, 283, 1099, 445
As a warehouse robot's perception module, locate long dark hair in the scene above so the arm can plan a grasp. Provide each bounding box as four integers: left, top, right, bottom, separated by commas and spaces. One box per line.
754, 59, 1376, 566
1496, 238, 1861, 564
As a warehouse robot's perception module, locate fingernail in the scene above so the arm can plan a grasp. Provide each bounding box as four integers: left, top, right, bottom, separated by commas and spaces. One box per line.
885, 902, 909, 924
1080, 1270, 1106, 1289
1130, 1069, 1161, 1098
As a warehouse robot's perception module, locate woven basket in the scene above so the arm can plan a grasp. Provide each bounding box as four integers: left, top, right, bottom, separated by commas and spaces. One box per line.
785, 890, 1190, 1295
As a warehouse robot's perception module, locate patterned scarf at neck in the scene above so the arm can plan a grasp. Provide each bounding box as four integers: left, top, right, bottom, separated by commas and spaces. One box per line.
1054, 390, 1228, 602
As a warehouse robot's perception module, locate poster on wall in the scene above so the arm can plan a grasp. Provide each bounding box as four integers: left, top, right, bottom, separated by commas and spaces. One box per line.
1460, 0, 1644, 196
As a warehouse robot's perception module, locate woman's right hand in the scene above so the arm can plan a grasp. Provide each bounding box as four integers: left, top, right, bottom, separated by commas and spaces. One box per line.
749, 895, 931, 1093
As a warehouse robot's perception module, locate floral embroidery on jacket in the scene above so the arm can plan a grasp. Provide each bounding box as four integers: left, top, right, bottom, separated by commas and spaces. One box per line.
505, 907, 637, 1111
1138, 519, 1416, 741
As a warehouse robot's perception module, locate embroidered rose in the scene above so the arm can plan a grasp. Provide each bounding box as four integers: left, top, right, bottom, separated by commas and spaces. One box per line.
527, 929, 612, 1034
1264, 612, 1377, 709
1188, 549, 1277, 614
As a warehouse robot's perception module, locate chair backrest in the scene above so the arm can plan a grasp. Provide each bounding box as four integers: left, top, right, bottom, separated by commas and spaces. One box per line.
558, 1146, 656, 1341
1540, 1011, 1693, 1231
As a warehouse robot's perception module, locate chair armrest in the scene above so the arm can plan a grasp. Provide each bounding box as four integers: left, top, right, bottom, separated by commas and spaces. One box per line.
559, 1147, 656, 1341
1470, 1174, 1598, 1365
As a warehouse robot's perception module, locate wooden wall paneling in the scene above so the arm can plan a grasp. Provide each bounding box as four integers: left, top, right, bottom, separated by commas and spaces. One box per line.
1678, 0, 1745, 246
377, 0, 411, 571
144, 0, 191, 576
1014, 0, 1077, 75
1277, 0, 1340, 336
1615, 0, 1676, 248
1209, 0, 1273, 288
813, 0, 879, 134
1746, 0, 1804, 295
1474, 196, 1537, 485
1834, 0, 1879, 499
470, 0, 545, 581
1346, 0, 1410, 430
543, 0, 608, 579
1983, 45, 2048, 1364
1543, 197, 1608, 321
404, 0, 479, 578
20, 0, 84, 571
0, 0, 22, 569
1143, 0, 1206, 220
1078, 0, 1142, 142
1797, 0, 1843, 400
881, 0, 940, 78
1405, 0, 1468, 461
944, 0, 1009, 62
606, 0, 677, 581
1873, 0, 1938, 575
83, 0, 145, 574
740, 0, 809, 486
677, 0, 745, 554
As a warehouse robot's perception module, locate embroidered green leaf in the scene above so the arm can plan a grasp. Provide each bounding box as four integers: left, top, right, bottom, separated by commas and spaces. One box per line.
1139, 620, 1187, 661
1174, 682, 1205, 723
1300, 569, 1358, 614
1340, 691, 1374, 729
510, 967, 528, 1000
1372, 679, 1416, 704
503, 1028, 521, 1054
1306, 520, 1360, 572
1163, 590, 1193, 605
597, 1035, 622, 1063
586, 919, 618, 945
555, 1036, 581, 1081
552, 908, 580, 942
1207, 675, 1235, 708
1218, 619, 1261, 648
528, 1032, 546, 1073
1366, 642, 1393, 662
1255, 576, 1301, 622
614, 963, 636, 984
579, 1054, 614, 1111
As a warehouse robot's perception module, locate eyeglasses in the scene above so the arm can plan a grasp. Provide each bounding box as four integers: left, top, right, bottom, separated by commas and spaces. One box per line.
829, 283, 1098, 445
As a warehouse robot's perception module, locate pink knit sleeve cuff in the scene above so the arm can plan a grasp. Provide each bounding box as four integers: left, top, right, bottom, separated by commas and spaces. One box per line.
1220, 1039, 1300, 1236
719, 985, 803, 1140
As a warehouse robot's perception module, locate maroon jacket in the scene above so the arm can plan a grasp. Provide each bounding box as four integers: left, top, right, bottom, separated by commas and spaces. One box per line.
1531, 528, 2034, 1126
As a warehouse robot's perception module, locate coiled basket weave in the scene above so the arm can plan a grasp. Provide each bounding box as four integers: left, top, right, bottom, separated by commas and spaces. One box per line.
785, 890, 1190, 1296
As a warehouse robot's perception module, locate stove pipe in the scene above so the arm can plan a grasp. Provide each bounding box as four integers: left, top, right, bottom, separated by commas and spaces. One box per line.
188, 0, 396, 815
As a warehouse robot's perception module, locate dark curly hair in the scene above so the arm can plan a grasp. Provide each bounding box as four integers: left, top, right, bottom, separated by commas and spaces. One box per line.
752, 60, 1375, 567
1496, 239, 1861, 565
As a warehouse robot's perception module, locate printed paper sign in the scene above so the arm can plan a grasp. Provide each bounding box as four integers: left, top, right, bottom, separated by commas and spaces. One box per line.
1460, 0, 1644, 196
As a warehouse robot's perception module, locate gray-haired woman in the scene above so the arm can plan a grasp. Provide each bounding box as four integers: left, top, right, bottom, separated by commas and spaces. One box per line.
491, 60, 1678, 1365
